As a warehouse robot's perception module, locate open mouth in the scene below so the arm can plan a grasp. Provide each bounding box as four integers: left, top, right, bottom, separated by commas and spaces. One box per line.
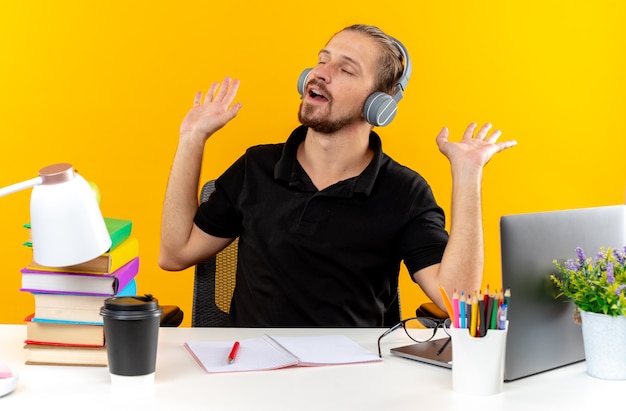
308, 88, 329, 102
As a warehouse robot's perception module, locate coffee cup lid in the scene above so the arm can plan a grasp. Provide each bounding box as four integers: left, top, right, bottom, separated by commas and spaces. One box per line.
100, 294, 162, 320
103, 294, 159, 311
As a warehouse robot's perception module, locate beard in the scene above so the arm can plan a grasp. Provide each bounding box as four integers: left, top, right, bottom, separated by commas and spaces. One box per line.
298, 100, 363, 134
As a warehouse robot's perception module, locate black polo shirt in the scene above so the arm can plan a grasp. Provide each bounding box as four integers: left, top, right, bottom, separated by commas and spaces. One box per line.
194, 125, 448, 327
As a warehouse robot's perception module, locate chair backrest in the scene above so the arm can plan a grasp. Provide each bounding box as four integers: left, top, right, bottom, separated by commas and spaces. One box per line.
191, 180, 238, 327
191, 180, 403, 327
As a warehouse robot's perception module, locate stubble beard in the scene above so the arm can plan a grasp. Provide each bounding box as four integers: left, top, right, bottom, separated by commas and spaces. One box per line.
298, 101, 362, 135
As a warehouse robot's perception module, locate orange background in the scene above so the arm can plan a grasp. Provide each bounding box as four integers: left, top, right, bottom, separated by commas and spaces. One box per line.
1, 1, 625, 326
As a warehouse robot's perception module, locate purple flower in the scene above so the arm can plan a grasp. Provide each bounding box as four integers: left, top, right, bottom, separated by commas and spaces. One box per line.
606, 263, 615, 285
616, 284, 626, 296
565, 259, 579, 271
614, 248, 626, 265
575, 247, 586, 269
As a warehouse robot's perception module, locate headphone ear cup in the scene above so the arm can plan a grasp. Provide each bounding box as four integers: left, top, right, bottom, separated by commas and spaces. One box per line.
297, 68, 313, 98
363, 92, 398, 126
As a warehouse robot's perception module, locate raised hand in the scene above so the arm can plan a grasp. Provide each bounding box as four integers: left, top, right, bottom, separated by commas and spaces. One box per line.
435, 122, 517, 171
180, 77, 243, 143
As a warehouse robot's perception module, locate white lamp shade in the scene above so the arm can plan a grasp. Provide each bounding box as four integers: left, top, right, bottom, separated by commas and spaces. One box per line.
30, 164, 111, 267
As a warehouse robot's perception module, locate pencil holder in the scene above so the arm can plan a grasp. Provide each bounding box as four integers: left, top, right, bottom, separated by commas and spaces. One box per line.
449, 321, 508, 396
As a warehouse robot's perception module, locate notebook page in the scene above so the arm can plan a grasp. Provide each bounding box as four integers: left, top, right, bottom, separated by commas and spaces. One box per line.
184, 336, 298, 373
267, 334, 382, 366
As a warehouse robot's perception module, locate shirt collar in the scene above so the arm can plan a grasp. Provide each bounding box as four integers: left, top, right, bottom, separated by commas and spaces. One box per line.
274, 126, 384, 196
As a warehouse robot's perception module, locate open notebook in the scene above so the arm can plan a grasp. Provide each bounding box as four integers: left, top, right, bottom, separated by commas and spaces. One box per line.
185, 334, 382, 373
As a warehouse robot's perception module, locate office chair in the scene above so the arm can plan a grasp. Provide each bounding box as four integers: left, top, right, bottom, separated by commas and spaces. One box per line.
191, 180, 238, 327
416, 302, 448, 321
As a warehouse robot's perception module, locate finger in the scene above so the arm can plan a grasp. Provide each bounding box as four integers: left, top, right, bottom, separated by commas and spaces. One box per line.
226, 102, 244, 120
474, 123, 492, 140
193, 91, 202, 106
222, 78, 241, 107
462, 122, 478, 141
497, 140, 517, 151
204, 81, 220, 104
484, 129, 502, 143
214, 76, 232, 102
435, 126, 449, 145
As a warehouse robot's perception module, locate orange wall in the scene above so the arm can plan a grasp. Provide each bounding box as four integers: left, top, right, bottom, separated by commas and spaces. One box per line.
1, 1, 625, 325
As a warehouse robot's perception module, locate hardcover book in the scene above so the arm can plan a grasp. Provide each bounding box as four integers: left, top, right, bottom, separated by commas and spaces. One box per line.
26, 237, 139, 275
28, 278, 136, 324
32, 293, 108, 324
24, 314, 105, 347
20, 257, 139, 296
23, 217, 132, 251
24, 343, 108, 366
102, 218, 133, 251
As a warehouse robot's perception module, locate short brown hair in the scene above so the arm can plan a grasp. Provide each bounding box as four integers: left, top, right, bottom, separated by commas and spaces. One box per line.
339, 24, 405, 95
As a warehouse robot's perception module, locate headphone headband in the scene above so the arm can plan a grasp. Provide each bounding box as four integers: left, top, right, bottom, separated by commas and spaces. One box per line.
390, 37, 412, 103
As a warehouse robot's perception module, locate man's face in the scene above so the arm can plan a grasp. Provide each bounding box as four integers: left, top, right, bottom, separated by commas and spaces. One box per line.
298, 30, 379, 134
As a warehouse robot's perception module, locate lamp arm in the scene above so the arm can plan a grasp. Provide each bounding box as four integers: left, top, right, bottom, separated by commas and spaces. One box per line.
0, 176, 43, 198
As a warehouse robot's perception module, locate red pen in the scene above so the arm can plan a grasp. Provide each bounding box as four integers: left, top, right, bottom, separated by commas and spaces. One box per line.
227, 341, 240, 364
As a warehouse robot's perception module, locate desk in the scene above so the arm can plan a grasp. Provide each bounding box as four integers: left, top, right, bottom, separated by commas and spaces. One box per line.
0, 324, 622, 410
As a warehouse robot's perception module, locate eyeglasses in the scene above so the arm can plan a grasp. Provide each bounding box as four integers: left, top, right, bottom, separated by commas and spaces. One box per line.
377, 317, 452, 358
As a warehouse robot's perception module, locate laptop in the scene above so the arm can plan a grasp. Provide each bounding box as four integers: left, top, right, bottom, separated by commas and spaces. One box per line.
391, 204, 626, 381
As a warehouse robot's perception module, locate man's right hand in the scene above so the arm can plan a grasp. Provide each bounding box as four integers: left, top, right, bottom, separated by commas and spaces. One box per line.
180, 77, 243, 143
160, 77, 242, 271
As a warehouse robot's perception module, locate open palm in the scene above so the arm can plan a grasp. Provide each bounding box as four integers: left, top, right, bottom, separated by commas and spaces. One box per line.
436, 122, 517, 169
180, 77, 242, 142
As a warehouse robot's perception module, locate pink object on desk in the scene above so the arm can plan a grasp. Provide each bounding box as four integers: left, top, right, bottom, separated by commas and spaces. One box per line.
0, 362, 12, 379
0, 362, 18, 398
452, 289, 460, 328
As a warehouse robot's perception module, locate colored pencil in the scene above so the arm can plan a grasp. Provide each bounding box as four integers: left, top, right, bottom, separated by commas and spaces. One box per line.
459, 291, 467, 329
470, 292, 478, 337
452, 289, 460, 328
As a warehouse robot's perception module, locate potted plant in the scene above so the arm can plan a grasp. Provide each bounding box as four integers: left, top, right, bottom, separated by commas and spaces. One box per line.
551, 246, 626, 380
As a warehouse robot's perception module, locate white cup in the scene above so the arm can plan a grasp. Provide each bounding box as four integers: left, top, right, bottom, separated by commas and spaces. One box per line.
449, 322, 508, 395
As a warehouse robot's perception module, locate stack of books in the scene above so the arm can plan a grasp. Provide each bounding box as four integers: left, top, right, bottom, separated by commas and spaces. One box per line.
19, 217, 139, 366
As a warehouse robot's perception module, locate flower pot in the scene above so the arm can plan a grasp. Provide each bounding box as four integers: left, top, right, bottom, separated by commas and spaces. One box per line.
580, 310, 626, 380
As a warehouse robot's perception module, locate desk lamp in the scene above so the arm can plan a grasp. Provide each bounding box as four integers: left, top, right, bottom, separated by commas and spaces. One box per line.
1, 163, 112, 395
0, 163, 111, 267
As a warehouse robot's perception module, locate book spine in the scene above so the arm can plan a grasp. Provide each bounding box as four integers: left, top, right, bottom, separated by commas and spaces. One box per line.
23, 217, 132, 251
107, 237, 139, 273
24, 340, 104, 348
20, 257, 139, 296
112, 257, 140, 293
30, 317, 103, 325
105, 218, 133, 251
25, 237, 139, 274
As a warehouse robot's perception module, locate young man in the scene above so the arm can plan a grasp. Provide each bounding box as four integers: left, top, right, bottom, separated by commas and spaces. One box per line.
159, 24, 516, 326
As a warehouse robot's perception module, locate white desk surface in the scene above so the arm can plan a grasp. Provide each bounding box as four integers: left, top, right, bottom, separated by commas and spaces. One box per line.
0, 324, 622, 410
